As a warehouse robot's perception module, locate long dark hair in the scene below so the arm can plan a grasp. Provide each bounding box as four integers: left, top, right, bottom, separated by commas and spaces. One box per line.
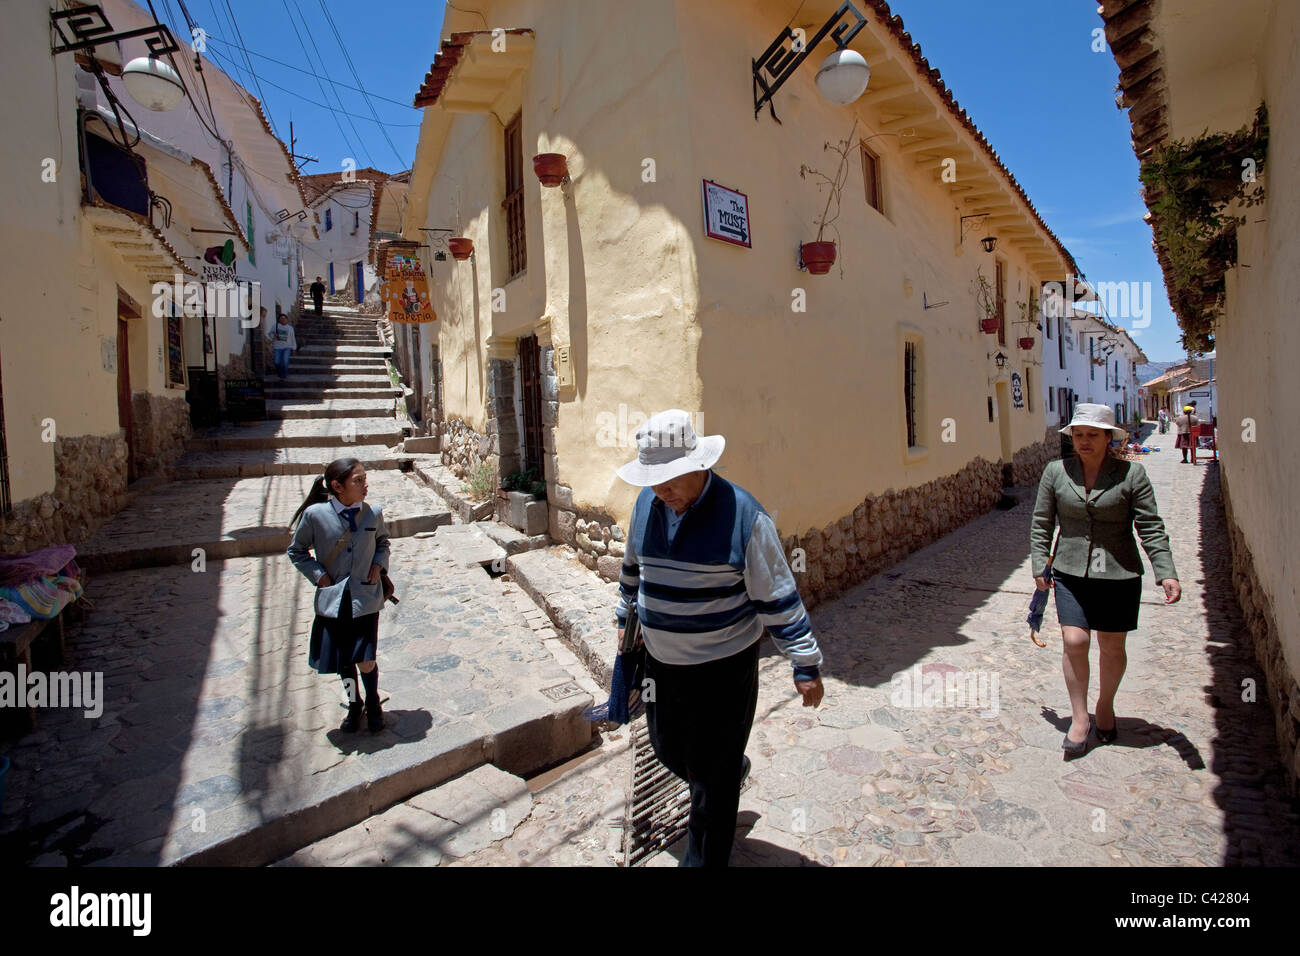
290, 457, 360, 529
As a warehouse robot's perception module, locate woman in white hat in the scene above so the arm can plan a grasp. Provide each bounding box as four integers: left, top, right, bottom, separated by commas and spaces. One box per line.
1030, 403, 1181, 758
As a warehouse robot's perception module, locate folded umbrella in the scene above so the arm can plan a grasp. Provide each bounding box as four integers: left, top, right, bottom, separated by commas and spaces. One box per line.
1027, 566, 1053, 647
584, 605, 647, 725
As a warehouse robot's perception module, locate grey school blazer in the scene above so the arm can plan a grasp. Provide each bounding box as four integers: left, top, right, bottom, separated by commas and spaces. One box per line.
1030, 455, 1178, 583
287, 501, 391, 617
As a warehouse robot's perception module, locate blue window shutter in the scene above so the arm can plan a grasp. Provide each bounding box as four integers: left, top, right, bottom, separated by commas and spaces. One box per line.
325, 208, 332, 232
328, 262, 335, 293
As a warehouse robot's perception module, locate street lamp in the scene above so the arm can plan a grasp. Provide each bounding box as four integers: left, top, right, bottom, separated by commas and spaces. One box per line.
122, 55, 185, 111
752, 1, 870, 120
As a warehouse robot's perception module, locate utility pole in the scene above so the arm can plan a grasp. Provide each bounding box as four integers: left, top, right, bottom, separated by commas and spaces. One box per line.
289, 120, 318, 174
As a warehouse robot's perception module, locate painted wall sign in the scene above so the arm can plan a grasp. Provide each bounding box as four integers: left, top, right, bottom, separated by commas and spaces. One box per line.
165, 307, 187, 389
1010, 371, 1024, 409
382, 254, 436, 324
702, 180, 751, 248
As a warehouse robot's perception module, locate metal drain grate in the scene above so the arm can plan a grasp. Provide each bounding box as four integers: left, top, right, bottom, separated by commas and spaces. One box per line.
623, 716, 690, 866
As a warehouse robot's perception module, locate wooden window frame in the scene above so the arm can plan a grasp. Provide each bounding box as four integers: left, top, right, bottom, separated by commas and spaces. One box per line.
860, 143, 883, 215
904, 341, 918, 448
502, 112, 526, 280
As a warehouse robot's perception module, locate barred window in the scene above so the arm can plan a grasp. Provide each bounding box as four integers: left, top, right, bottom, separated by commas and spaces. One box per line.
904, 341, 918, 447
502, 112, 526, 279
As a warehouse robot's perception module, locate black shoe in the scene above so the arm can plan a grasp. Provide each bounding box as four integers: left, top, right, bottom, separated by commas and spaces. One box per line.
1095, 720, 1118, 745
340, 700, 364, 733
1062, 723, 1091, 758
366, 700, 384, 733
740, 755, 751, 787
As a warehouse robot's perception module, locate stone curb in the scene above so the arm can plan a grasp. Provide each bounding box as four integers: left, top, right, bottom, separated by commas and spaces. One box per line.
506, 548, 620, 691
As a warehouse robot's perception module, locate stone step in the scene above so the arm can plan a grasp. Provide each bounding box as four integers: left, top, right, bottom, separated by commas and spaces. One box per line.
299, 345, 391, 357
429, 523, 507, 570
188, 418, 403, 450
507, 547, 622, 691
78, 471, 452, 573
475, 520, 549, 556
272, 373, 395, 387
171, 445, 405, 479
277, 764, 534, 867
268, 398, 398, 419
410, 461, 495, 523
285, 359, 390, 371
262, 386, 402, 400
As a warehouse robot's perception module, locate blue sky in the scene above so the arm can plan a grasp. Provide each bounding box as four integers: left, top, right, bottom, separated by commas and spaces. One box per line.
159, 0, 1187, 361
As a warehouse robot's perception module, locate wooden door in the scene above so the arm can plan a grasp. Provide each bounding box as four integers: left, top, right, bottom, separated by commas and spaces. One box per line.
518, 334, 543, 474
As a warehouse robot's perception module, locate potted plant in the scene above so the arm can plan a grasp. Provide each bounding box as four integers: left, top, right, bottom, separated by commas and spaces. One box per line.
975, 269, 1000, 333
1019, 336, 1035, 350
798, 119, 859, 276
533, 153, 569, 187
448, 237, 474, 260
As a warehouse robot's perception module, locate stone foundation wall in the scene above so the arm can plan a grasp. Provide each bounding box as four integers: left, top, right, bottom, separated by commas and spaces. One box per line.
0, 434, 129, 554
785, 456, 1002, 610
487, 358, 520, 478
440, 417, 491, 481
216, 347, 255, 412
130, 393, 191, 478
1012, 426, 1062, 487
560, 510, 625, 582
1222, 469, 1300, 793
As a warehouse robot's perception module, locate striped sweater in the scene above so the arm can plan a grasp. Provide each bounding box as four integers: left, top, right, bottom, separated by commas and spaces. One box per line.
615, 472, 822, 680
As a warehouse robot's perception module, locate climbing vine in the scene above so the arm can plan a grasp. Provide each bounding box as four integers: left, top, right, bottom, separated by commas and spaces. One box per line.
1138, 103, 1268, 351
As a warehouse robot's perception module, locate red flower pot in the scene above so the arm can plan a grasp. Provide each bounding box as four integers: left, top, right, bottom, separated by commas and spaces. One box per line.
532, 153, 569, 187
448, 237, 474, 260
1019, 336, 1035, 350
800, 241, 837, 275
980, 318, 1000, 334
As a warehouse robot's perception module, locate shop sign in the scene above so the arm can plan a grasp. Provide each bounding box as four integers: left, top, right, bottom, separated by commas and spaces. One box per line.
382, 254, 436, 324
702, 180, 751, 247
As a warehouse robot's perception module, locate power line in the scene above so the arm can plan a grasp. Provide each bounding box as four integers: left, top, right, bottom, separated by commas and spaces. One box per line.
279, 0, 359, 162
222, 0, 280, 138
293, 0, 376, 168
317, 0, 406, 168
197, 34, 420, 111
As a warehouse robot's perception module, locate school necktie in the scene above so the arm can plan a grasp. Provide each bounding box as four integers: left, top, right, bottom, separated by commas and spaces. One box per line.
341, 507, 359, 532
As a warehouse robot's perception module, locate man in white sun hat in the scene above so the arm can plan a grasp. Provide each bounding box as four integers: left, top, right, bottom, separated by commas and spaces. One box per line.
615, 408, 823, 866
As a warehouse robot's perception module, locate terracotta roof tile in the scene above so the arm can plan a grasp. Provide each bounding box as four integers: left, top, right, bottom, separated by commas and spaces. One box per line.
413, 29, 535, 108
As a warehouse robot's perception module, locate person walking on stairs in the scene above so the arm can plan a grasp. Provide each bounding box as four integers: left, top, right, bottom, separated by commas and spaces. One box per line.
266, 310, 298, 380
310, 275, 326, 317
288, 458, 392, 733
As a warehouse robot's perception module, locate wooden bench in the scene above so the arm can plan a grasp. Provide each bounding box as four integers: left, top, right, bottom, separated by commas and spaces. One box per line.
0, 610, 70, 735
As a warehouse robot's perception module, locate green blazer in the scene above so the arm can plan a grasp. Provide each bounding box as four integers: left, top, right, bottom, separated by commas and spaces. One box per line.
1030, 456, 1178, 582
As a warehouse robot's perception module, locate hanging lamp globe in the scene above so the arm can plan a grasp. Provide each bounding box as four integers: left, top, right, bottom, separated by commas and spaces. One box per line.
814, 48, 870, 106
122, 55, 185, 111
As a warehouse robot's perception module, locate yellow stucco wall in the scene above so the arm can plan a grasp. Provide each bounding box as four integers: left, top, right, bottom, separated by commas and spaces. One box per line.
414, 0, 1062, 535
1212, 0, 1299, 681
1, 0, 184, 505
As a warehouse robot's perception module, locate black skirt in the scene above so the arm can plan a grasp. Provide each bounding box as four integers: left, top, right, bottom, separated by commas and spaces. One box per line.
308, 588, 380, 674
1052, 571, 1142, 633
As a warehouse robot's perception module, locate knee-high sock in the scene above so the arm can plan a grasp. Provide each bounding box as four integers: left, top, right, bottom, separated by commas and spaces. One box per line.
340, 664, 359, 704
360, 666, 379, 707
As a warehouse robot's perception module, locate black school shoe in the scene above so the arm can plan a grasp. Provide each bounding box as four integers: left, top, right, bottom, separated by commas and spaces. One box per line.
366, 700, 384, 733
340, 700, 364, 733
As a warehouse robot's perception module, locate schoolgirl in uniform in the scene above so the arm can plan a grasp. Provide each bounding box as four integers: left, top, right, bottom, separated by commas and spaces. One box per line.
288, 457, 392, 733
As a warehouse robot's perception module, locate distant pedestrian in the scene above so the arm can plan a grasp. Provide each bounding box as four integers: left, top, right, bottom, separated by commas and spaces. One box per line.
310, 275, 326, 316
288, 458, 392, 734
1030, 404, 1181, 759
1157, 407, 1168, 434
614, 409, 824, 866
266, 310, 297, 380
1174, 404, 1199, 463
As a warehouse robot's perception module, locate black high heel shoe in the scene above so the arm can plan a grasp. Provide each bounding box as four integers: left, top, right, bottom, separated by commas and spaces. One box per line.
1095, 719, 1118, 745
1062, 722, 1091, 758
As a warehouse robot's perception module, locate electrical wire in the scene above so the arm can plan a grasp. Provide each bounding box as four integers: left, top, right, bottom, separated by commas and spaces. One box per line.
222, 0, 280, 138
293, 0, 375, 168
197, 34, 420, 111
279, 0, 359, 162
317, 0, 406, 168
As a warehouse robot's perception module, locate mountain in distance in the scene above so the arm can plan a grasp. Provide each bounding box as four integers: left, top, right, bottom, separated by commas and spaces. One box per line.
1137, 360, 1184, 384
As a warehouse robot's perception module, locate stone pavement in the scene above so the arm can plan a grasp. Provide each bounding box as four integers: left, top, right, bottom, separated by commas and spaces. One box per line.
394, 437, 1300, 866
0, 305, 598, 866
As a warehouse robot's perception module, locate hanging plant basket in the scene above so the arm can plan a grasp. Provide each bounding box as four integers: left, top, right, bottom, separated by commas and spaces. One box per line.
1018, 336, 1035, 350
532, 153, 569, 186
800, 241, 837, 275
448, 238, 474, 260
980, 318, 1000, 334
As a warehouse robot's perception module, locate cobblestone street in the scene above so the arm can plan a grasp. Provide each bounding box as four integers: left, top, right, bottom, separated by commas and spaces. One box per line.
393, 439, 1300, 867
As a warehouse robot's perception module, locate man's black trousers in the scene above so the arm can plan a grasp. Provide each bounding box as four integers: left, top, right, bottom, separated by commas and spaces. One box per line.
645, 640, 759, 867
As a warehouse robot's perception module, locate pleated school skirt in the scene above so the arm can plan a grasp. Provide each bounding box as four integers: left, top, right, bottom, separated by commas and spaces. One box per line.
308, 587, 380, 674
1052, 571, 1142, 633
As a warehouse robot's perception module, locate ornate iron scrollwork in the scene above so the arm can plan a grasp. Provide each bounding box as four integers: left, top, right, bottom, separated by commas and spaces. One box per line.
752, 1, 867, 120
